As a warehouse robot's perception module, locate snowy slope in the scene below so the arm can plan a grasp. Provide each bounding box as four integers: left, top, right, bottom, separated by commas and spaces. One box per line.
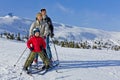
0, 14, 120, 41
0, 38, 120, 80
0, 15, 32, 35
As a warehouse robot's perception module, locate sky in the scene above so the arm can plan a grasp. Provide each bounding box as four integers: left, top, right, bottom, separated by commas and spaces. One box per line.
0, 0, 120, 31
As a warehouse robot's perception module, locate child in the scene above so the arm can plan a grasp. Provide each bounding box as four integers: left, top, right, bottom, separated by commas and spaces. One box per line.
29, 13, 42, 65
23, 28, 51, 71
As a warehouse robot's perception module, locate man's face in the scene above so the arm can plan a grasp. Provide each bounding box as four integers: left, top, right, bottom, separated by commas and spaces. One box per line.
41, 11, 46, 16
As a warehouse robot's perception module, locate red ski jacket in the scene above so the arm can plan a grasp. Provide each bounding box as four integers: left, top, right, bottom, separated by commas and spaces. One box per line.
27, 36, 46, 52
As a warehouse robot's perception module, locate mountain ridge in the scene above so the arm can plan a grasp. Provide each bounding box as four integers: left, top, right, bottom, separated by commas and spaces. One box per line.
0, 14, 120, 41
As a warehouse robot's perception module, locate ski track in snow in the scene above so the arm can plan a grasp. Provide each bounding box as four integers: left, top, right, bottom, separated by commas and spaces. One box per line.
0, 38, 120, 80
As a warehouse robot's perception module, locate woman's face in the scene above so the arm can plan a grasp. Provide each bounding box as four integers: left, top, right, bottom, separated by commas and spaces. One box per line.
37, 15, 42, 21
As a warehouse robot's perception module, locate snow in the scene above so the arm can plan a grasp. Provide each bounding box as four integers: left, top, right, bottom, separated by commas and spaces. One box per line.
0, 15, 120, 41
0, 38, 120, 80
0, 14, 120, 80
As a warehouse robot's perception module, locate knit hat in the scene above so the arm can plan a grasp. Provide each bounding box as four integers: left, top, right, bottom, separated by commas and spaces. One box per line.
33, 28, 40, 34
40, 8, 46, 12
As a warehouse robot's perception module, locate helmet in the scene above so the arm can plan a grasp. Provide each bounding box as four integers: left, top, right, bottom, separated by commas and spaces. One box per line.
33, 28, 40, 34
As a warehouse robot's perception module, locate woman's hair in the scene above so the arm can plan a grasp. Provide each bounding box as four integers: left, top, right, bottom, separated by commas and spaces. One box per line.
36, 12, 42, 20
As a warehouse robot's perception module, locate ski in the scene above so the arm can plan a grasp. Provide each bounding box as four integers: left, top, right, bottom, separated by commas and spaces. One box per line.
38, 69, 48, 75
26, 65, 46, 74
23, 60, 60, 75
26, 71, 33, 76
38, 63, 59, 75
20, 70, 33, 77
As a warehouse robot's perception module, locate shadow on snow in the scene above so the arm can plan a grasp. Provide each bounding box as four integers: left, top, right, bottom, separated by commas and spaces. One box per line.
57, 60, 120, 69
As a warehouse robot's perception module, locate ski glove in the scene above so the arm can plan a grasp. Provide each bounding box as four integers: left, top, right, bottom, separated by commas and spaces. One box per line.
40, 45, 47, 57
43, 36, 46, 39
50, 33, 54, 38
42, 49, 48, 57
29, 47, 34, 51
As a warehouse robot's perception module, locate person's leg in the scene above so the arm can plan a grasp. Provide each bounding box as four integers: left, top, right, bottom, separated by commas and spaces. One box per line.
23, 52, 36, 70
33, 53, 38, 64
46, 36, 52, 60
38, 52, 50, 69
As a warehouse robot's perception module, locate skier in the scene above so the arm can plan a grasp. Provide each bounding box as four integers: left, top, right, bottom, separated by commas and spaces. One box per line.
23, 28, 51, 71
29, 13, 43, 36
29, 13, 43, 64
30, 12, 54, 64
40, 8, 54, 62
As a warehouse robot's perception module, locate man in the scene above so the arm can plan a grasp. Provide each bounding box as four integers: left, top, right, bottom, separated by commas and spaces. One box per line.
41, 8, 54, 38
29, 12, 52, 65
40, 8, 54, 62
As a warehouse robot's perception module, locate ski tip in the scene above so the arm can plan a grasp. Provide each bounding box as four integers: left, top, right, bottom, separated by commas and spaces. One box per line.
14, 65, 16, 67
20, 72, 22, 75
27, 72, 33, 76
27, 71, 30, 74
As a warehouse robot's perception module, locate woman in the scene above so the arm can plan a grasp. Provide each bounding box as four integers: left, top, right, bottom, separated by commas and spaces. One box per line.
29, 12, 50, 64
29, 13, 42, 64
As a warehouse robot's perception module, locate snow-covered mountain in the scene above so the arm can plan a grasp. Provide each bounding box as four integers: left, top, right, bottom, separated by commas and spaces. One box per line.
0, 14, 32, 35
0, 14, 120, 41
1, 14, 120, 80
54, 23, 120, 41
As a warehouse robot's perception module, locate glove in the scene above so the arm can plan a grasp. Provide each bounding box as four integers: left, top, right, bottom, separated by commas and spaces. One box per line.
29, 47, 34, 51
43, 36, 46, 39
42, 49, 47, 57
50, 33, 54, 38
43, 49, 46, 53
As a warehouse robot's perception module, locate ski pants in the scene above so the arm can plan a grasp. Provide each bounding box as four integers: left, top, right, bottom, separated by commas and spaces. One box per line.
46, 36, 52, 60
34, 53, 38, 63
24, 51, 50, 68
33, 36, 52, 62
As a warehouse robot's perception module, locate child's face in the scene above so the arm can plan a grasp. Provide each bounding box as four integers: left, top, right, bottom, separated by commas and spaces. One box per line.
35, 32, 40, 37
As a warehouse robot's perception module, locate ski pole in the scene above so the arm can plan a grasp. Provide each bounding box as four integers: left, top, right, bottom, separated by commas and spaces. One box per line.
14, 47, 27, 67
51, 37, 62, 73
51, 38, 59, 63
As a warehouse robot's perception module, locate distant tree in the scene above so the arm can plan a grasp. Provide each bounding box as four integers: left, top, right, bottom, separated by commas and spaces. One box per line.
0, 33, 2, 38
69, 41, 74, 48
86, 45, 91, 49
92, 45, 97, 49
10, 34, 15, 40
6, 33, 10, 39
61, 41, 65, 47
17, 33, 21, 41
3, 31, 7, 36
75, 43, 80, 48
54, 39, 59, 45
65, 41, 69, 47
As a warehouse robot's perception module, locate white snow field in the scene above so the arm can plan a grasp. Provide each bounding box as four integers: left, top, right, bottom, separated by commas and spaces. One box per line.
0, 38, 120, 80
